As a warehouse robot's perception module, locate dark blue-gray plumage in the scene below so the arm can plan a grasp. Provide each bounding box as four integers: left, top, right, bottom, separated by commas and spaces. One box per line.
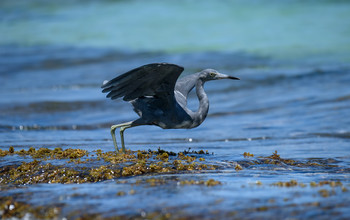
101, 63, 239, 153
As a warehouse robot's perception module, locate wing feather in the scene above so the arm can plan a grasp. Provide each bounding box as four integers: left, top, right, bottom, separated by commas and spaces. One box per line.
101, 63, 184, 101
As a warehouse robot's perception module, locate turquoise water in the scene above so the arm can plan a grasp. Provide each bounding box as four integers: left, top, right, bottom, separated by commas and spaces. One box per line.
1, 0, 350, 59
1, 0, 350, 219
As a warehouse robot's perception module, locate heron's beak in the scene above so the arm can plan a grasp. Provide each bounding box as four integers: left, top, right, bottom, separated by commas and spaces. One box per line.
217, 73, 240, 80
227, 75, 240, 80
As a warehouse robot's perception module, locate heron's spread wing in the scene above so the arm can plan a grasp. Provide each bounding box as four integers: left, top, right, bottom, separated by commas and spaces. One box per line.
101, 63, 184, 101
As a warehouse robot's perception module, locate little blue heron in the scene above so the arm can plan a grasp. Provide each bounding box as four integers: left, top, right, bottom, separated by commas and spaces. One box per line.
101, 63, 239, 153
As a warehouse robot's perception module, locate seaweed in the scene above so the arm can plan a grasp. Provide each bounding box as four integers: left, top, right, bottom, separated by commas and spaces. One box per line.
0, 147, 217, 185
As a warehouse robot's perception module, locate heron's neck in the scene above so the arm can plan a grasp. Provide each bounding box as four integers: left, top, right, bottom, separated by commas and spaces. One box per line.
175, 73, 200, 97
193, 79, 209, 126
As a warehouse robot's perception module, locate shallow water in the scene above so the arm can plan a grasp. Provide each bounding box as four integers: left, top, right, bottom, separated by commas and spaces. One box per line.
1, 0, 350, 219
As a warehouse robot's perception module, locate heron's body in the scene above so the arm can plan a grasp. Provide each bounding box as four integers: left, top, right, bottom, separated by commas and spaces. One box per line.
101, 63, 239, 152
131, 71, 206, 129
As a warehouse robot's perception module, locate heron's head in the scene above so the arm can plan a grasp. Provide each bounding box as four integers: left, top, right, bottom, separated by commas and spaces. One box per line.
200, 69, 240, 81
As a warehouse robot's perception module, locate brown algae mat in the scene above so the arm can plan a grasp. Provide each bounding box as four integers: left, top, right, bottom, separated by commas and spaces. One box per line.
0, 147, 345, 186
0, 147, 216, 184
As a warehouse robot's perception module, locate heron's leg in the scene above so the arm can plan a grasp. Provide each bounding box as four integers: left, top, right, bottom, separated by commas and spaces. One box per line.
110, 125, 120, 152
110, 121, 133, 153
120, 125, 132, 153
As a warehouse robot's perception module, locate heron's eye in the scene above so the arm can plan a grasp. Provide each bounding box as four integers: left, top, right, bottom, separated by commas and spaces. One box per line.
209, 72, 216, 77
